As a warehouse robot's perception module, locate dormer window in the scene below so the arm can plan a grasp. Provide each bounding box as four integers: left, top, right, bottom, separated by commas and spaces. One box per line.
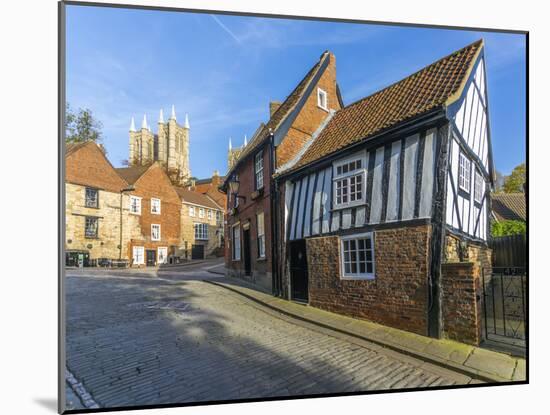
317, 88, 328, 111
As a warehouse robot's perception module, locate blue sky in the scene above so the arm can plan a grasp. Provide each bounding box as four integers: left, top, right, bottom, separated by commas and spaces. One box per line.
66, 5, 526, 178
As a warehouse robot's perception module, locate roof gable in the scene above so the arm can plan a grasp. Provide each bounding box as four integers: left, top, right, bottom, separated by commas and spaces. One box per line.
492, 193, 526, 222
174, 186, 222, 210
287, 40, 483, 174
65, 141, 128, 192
224, 51, 332, 183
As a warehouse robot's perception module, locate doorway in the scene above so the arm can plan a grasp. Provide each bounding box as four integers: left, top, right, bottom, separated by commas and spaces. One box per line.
243, 228, 252, 276
191, 244, 204, 260
146, 249, 156, 266
290, 239, 309, 302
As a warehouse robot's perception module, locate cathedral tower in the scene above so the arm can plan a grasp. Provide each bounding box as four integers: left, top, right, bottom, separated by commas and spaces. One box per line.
128, 105, 191, 186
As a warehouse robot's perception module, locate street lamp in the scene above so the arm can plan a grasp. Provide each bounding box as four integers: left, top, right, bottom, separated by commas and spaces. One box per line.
228, 176, 246, 203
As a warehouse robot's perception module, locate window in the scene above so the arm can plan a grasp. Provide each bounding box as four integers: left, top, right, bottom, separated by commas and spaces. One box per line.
130, 196, 141, 215
333, 157, 365, 208
157, 247, 168, 264
84, 216, 98, 238
257, 212, 265, 258
232, 224, 241, 260
194, 223, 208, 240
132, 246, 144, 265
85, 187, 98, 208
317, 88, 328, 110
189, 206, 195, 217
474, 170, 484, 203
340, 233, 375, 279
199, 208, 205, 218
151, 198, 161, 214
207, 209, 212, 220
151, 224, 161, 241
255, 151, 264, 190
458, 152, 471, 193
216, 210, 222, 226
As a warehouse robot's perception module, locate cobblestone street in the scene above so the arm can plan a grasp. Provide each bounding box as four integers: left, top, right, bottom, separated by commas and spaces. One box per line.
65, 264, 474, 410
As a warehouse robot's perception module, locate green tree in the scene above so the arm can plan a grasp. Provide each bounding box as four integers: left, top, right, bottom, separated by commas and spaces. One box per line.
65, 103, 103, 143
502, 163, 526, 193
491, 220, 526, 237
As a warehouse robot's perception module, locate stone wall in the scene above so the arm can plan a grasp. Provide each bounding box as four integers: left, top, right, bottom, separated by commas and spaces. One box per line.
65, 183, 141, 260
180, 202, 223, 259
441, 262, 482, 345
305, 224, 432, 336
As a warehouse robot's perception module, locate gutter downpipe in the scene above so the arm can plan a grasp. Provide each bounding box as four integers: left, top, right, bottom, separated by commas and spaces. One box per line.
269, 129, 281, 297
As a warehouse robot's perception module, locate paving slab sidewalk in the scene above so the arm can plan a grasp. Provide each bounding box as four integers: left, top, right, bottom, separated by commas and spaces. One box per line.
207, 267, 526, 383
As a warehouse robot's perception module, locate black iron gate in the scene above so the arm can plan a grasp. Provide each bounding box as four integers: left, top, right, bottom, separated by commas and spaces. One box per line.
482, 267, 526, 349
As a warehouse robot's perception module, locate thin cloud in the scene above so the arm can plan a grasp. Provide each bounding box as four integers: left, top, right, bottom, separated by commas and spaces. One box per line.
210, 15, 241, 44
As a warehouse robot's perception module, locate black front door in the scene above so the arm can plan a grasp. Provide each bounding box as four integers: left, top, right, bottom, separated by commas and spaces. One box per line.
290, 239, 309, 302
146, 249, 156, 266
191, 244, 204, 260
243, 228, 251, 276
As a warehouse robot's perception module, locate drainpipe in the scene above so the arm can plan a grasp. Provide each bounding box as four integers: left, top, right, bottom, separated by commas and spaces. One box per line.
119, 186, 135, 260
269, 129, 281, 297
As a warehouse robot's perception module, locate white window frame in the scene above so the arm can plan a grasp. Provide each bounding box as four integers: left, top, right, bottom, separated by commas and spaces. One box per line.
232, 223, 241, 261
317, 87, 328, 111
340, 232, 375, 280
151, 198, 161, 215
458, 152, 471, 193
84, 216, 98, 239
474, 170, 484, 203
157, 247, 168, 264
129, 195, 142, 215
151, 224, 161, 241
194, 223, 209, 240
257, 212, 265, 259
255, 151, 264, 190
207, 209, 212, 220
199, 208, 205, 218
332, 153, 367, 209
189, 206, 195, 217
132, 246, 144, 265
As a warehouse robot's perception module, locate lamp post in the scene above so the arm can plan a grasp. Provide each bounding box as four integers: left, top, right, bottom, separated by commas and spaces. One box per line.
228, 176, 246, 205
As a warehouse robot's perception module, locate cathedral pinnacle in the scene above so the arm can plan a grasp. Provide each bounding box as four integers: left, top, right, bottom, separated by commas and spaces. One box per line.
129, 117, 136, 132
170, 105, 177, 121
141, 114, 149, 130
159, 109, 164, 123
184, 113, 190, 129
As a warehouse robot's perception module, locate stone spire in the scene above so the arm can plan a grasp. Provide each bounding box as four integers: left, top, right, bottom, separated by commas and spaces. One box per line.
184, 113, 190, 129
129, 117, 136, 132
170, 104, 177, 121
159, 108, 164, 123
244, 134, 248, 146
141, 114, 149, 130
229, 137, 232, 151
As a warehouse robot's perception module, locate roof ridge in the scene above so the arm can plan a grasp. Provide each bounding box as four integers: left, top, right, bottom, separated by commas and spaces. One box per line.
343, 39, 483, 111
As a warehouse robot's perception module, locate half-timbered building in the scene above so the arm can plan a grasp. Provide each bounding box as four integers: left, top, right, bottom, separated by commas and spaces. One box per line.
275, 40, 494, 338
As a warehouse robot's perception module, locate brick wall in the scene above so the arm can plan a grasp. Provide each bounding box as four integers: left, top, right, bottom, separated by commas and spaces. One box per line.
225, 143, 272, 291
441, 262, 482, 345
305, 224, 432, 336
276, 53, 341, 167
127, 164, 182, 264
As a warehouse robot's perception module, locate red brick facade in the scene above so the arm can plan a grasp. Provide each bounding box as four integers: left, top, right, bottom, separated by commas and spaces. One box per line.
126, 164, 182, 265
225, 144, 273, 290
304, 224, 432, 336
225, 52, 341, 291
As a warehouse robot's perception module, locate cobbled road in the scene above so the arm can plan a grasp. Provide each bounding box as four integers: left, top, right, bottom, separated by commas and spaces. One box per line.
65, 264, 472, 409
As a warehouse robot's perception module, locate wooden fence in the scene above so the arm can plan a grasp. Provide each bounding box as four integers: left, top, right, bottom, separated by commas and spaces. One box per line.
490, 234, 526, 268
